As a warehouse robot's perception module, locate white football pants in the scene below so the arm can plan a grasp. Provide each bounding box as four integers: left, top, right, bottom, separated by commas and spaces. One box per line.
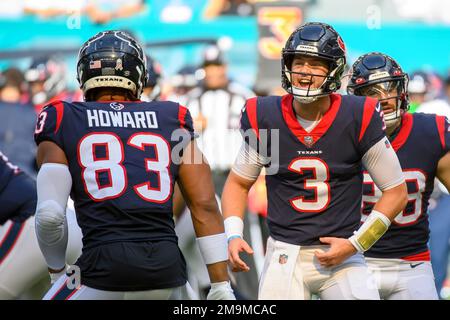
366, 257, 438, 300
43, 275, 197, 300
258, 237, 380, 300
0, 209, 82, 299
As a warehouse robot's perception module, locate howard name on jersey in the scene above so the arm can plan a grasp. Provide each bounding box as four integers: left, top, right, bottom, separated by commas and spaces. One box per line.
240, 93, 385, 245
362, 112, 450, 260
34, 100, 195, 250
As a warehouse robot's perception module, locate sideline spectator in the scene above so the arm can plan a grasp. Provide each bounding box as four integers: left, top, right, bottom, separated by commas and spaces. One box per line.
23, 0, 86, 18
86, 0, 145, 24
408, 71, 429, 113
203, 0, 255, 20
0, 68, 38, 176
417, 74, 450, 298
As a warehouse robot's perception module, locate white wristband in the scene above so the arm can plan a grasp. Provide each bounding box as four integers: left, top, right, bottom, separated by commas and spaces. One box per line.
224, 216, 244, 241
196, 233, 228, 265
49, 265, 67, 284
349, 210, 391, 253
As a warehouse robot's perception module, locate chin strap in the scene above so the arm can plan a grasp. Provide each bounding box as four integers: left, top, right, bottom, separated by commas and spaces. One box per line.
293, 95, 319, 104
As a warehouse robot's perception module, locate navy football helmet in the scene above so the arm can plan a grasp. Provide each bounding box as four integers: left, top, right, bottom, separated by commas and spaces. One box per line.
408, 71, 429, 94
281, 22, 346, 103
142, 55, 162, 101
77, 30, 148, 100
171, 65, 200, 91
347, 52, 409, 126
25, 56, 66, 105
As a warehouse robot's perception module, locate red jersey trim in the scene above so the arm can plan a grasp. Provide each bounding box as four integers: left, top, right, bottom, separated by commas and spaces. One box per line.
92, 100, 143, 103
0, 222, 13, 248
436, 115, 446, 150
246, 97, 259, 139
34, 91, 72, 113
281, 93, 341, 147
358, 97, 377, 142
178, 105, 188, 129
53, 101, 64, 134
391, 113, 413, 152
0, 222, 26, 264
401, 250, 430, 262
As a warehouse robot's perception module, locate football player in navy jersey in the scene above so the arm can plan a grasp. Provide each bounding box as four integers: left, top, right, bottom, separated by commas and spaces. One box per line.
222, 22, 408, 300
347, 52, 450, 299
0, 149, 82, 299
34, 30, 235, 300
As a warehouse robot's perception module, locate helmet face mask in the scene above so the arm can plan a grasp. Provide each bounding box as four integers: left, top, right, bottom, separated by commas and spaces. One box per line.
281, 22, 346, 103
347, 52, 409, 131
284, 68, 329, 103
77, 30, 148, 101
357, 80, 405, 126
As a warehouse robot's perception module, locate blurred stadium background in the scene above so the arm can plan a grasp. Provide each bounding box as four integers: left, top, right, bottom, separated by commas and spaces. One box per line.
1, 0, 450, 299
2, 0, 450, 91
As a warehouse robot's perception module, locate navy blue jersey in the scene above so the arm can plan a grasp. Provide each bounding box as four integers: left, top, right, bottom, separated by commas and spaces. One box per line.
240, 94, 385, 245
362, 112, 450, 260
0, 150, 36, 224
0, 150, 20, 193
34, 100, 195, 250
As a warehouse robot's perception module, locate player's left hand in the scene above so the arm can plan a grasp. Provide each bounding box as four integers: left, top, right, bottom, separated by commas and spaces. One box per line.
206, 281, 236, 300
314, 237, 357, 268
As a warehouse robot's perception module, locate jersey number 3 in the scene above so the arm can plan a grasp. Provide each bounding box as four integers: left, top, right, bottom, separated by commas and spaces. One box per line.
288, 158, 330, 212
78, 133, 171, 202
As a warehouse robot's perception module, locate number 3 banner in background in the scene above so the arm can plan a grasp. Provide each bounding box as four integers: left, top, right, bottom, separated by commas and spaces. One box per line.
254, 1, 310, 94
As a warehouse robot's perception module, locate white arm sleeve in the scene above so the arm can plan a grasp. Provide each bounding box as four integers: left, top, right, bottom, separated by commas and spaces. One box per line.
231, 142, 267, 181
362, 138, 405, 191
35, 163, 72, 270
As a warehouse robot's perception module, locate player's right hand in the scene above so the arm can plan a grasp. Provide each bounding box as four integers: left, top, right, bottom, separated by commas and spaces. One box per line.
48, 266, 67, 284
228, 237, 253, 272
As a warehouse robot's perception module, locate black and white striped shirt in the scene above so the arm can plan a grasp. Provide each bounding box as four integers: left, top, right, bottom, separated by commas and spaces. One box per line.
186, 82, 254, 170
